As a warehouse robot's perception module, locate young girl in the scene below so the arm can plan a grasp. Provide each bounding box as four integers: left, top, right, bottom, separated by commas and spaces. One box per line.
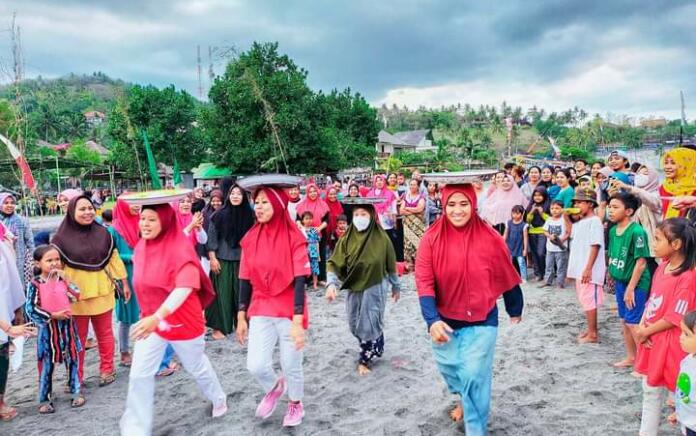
300, 211, 321, 289
525, 187, 550, 281
504, 205, 529, 282
677, 310, 696, 435
635, 218, 696, 435
25, 245, 84, 413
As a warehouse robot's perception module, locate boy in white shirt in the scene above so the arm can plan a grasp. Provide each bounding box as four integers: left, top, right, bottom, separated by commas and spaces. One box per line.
566, 188, 606, 344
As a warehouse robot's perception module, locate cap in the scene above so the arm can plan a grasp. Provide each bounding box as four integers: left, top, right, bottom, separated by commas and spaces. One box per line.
607, 149, 629, 160
572, 187, 598, 205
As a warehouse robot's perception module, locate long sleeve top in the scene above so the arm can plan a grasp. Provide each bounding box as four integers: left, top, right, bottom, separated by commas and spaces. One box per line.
206, 221, 242, 261
418, 285, 523, 329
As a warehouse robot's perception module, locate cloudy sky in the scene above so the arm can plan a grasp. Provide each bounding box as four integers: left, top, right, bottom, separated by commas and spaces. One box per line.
1, 0, 694, 118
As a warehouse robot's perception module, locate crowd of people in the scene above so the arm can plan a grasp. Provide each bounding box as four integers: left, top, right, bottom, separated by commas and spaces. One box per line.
0, 145, 695, 435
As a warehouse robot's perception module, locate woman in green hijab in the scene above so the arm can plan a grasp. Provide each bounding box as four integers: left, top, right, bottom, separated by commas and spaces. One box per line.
325, 201, 401, 375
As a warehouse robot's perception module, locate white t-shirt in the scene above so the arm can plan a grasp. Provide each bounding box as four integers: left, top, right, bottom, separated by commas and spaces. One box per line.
542, 216, 567, 252
567, 215, 606, 285
677, 355, 696, 431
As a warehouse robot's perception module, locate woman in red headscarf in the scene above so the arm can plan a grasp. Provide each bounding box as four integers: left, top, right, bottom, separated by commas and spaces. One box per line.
108, 199, 141, 367
120, 203, 227, 435
236, 186, 310, 428
296, 184, 329, 282
415, 183, 524, 435
324, 186, 344, 251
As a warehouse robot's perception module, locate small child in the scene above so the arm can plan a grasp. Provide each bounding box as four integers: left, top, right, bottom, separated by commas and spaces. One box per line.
606, 192, 652, 368
300, 211, 321, 289
334, 214, 348, 240
542, 200, 570, 289
503, 205, 528, 282
100, 209, 113, 227
24, 244, 84, 413
566, 188, 605, 344
635, 218, 696, 435
677, 311, 696, 436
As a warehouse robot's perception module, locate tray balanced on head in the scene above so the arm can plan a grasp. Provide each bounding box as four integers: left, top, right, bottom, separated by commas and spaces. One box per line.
118, 188, 192, 206
421, 169, 499, 185
236, 174, 304, 191
340, 197, 386, 205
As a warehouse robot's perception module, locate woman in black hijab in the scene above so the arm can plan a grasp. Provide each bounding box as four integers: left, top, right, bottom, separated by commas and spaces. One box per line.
206, 182, 255, 339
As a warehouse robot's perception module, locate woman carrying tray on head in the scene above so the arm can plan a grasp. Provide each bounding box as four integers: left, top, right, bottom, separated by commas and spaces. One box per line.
120, 198, 227, 436
416, 178, 523, 435
326, 197, 401, 375
236, 182, 310, 428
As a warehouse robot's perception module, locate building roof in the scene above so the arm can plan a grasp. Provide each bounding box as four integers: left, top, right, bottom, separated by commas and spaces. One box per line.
377, 129, 431, 146
85, 140, 109, 156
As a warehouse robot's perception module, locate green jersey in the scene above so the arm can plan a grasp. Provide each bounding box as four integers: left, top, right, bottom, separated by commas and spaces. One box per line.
608, 222, 652, 290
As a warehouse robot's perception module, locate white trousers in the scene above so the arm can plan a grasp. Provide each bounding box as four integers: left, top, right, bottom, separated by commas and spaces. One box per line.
640, 378, 666, 436
120, 333, 226, 436
247, 316, 304, 401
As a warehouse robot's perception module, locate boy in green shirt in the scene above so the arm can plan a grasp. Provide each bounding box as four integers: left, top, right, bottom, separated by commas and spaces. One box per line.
607, 191, 652, 368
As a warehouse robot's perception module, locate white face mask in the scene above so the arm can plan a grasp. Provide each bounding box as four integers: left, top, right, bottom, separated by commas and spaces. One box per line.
634, 174, 649, 188
353, 216, 371, 232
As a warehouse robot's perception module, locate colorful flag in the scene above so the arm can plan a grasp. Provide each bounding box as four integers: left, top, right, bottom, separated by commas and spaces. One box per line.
141, 130, 162, 189
0, 133, 35, 190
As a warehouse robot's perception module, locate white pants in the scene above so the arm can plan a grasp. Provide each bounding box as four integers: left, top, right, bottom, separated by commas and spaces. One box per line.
640, 378, 666, 436
120, 333, 226, 436
247, 316, 304, 401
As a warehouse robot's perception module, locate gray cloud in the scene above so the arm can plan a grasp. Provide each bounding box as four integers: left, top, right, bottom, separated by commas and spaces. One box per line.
0, 0, 694, 117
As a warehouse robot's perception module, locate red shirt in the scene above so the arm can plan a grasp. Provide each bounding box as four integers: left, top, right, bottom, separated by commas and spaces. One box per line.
239, 241, 310, 328
635, 264, 696, 390
156, 263, 205, 341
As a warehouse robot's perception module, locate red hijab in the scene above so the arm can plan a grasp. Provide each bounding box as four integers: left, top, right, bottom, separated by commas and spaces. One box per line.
325, 187, 344, 237
132, 204, 215, 316
296, 184, 330, 227
415, 184, 520, 322
112, 199, 140, 248
241, 187, 308, 298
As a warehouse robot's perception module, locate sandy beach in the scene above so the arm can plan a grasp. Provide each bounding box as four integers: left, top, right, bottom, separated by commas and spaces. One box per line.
2, 276, 677, 435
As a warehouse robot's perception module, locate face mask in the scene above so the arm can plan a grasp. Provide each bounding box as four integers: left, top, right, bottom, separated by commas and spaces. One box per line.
634, 174, 649, 188
353, 216, 371, 232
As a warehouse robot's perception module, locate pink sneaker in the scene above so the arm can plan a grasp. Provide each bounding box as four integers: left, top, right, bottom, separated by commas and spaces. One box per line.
255, 377, 286, 419
282, 401, 304, 427
212, 400, 228, 418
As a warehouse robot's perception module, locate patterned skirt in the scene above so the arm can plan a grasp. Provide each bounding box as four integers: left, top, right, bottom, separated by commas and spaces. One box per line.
403, 214, 425, 263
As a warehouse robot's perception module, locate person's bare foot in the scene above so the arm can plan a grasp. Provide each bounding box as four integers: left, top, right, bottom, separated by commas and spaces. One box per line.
576, 331, 589, 340
449, 404, 463, 422
631, 371, 642, 378
612, 358, 634, 368
85, 338, 98, 350
667, 411, 678, 425
578, 334, 598, 344
120, 352, 132, 367
211, 330, 226, 340
357, 364, 371, 376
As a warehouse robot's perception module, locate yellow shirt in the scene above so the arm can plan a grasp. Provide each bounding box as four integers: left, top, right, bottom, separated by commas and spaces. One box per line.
66, 250, 127, 316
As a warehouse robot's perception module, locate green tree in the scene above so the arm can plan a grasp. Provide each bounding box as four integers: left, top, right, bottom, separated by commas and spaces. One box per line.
66, 140, 102, 165
202, 42, 377, 174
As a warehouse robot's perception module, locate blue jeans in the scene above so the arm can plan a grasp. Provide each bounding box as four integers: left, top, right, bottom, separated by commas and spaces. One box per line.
432, 325, 497, 436
158, 344, 174, 372
513, 256, 528, 281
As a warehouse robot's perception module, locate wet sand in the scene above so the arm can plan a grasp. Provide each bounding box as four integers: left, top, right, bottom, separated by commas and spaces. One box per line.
2, 277, 677, 435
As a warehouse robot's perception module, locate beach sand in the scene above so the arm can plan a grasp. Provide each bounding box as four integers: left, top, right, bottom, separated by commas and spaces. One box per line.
2, 277, 677, 435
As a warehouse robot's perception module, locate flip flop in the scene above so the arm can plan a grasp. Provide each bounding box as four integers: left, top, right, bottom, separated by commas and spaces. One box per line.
71, 395, 86, 408
156, 367, 176, 377
38, 403, 55, 414
99, 373, 116, 387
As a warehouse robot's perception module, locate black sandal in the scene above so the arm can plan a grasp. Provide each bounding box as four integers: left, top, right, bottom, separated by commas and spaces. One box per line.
71, 395, 86, 408
38, 403, 55, 414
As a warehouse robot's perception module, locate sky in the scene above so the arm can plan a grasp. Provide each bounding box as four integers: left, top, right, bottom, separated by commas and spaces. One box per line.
0, 0, 694, 119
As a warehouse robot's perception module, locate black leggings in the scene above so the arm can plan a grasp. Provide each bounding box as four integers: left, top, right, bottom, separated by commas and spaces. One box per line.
528, 233, 547, 279
0, 342, 9, 396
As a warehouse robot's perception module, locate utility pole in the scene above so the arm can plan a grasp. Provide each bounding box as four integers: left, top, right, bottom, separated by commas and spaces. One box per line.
197, 45, 203, 99
208, 45, 214, 83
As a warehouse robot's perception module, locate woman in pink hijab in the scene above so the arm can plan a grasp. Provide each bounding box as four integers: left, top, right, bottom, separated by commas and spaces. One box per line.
296, 184, 330, 282
482, 172, 529, 235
